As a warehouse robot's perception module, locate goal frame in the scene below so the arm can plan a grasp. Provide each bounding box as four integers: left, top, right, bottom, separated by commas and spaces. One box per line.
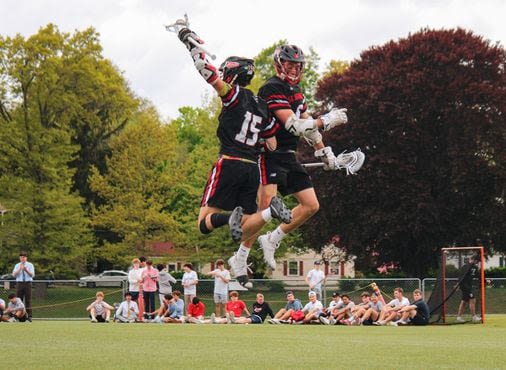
441, 246, 485, 324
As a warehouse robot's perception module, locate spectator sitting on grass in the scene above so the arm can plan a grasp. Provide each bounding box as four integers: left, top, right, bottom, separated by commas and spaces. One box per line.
86, 291, 114, 323
360, 293, 384, 325
1, 293, 28, 322
375, 287, 410, 326
233, 293, 274, 325
152, 294, 173, 323
163, 291, 185, 323
392, 289, 430, 326
211, 291, 249, 324
318, 291, 342, 324
115, 292, 139, 323
342, 292, 372, 325
186, 296, 209, 324
300, 291, 323, 324
268, 291, 303, 324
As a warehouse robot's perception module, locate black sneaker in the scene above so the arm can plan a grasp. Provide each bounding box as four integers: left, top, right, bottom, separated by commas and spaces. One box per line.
228, 206, 244, 242
269, 196, 292, 224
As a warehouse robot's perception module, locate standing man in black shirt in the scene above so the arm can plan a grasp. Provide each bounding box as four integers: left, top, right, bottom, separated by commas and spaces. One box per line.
456, 254, 481, 323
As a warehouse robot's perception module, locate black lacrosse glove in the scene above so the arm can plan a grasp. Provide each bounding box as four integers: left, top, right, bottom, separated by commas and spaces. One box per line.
178, 28, 202, 51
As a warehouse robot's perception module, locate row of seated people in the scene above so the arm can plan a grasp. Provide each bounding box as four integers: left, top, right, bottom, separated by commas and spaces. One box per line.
87, 286, 429, 326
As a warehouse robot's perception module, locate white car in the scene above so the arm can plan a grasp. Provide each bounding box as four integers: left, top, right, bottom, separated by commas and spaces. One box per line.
79, 270, 128, 288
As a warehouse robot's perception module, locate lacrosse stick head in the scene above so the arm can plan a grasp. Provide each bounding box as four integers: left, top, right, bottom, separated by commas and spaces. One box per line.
165, 13, 190, 33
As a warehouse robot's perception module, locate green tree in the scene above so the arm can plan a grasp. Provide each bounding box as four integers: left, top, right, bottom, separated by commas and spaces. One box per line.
89, 104, 182, 268
0, 25, 94, 276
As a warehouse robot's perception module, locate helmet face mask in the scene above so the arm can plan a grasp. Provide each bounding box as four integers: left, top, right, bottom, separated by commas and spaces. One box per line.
219, 56, 255, 87
274, 44, 305, 85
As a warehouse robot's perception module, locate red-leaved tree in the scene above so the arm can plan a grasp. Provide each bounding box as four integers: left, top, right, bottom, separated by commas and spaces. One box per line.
302, 28, 506, 277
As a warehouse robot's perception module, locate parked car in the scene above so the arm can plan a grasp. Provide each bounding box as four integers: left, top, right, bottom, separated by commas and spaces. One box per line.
78, 270, 128, 288
0, 273, 14, 280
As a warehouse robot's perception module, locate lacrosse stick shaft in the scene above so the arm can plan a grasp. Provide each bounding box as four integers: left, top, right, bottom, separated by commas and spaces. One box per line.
301, 162, 325, 168
187, 37, 216, 60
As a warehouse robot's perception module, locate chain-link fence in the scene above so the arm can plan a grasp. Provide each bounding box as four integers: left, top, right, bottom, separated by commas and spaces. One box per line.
1, 278, 504, 320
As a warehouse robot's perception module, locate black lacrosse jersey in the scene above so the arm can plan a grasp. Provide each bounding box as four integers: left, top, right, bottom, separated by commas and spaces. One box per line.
218, 85, 276, 161
460, 263, 479, 292
258, 76, 308, 152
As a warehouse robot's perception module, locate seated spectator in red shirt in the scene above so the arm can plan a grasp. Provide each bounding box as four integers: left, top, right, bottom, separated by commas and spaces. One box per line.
211, 291, 249, 324
186, 297, 208, 324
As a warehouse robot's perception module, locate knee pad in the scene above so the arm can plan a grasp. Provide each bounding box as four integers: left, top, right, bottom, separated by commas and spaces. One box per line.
199, 219, 212, 234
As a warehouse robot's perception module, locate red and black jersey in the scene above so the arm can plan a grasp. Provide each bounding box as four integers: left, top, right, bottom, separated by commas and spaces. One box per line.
218, 85, 277, 162
258, 76, 308, 152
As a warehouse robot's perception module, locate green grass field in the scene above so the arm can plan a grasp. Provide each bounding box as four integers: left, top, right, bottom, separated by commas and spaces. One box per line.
2, 316, 505, 369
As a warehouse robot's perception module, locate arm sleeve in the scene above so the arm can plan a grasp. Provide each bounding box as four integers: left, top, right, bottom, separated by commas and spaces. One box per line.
167, 272, 177, 284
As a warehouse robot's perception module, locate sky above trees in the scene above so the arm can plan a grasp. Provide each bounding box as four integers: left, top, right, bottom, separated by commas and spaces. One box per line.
1, 0, 505, 119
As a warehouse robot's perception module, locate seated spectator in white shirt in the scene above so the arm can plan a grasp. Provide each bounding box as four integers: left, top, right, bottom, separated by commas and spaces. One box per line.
115, 292, 139, 323
1, 293, 28, 322
86, 291, 114, 323
375, 287, 410, 326
301, 291, 323, 324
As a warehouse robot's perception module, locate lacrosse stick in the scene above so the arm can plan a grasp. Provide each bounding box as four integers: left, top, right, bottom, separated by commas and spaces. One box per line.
301, 162, 325, 168
165, 13, 216, 60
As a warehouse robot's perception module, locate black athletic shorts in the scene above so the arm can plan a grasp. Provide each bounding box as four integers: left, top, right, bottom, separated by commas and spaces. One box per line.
259, 152, 313, 196
89, 314, 106, 322
461, 289, 475, 302
200, 156, 259, 214
410, 313, 428, 325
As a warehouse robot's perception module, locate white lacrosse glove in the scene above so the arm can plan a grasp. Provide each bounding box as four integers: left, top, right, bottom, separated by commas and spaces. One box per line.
319, 108, 348, 132
303, 128, 322, 146
314, 146, 338, 171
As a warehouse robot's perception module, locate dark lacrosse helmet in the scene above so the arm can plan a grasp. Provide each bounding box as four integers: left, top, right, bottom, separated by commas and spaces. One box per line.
219, 56, 255, 86
273, 44, 305, 84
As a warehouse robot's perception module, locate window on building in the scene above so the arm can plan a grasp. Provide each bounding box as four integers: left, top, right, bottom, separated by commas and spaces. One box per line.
329, 261, 339, 275
288, 261, 299, 276
168, 263, 178, 272
500, 256, 505, 268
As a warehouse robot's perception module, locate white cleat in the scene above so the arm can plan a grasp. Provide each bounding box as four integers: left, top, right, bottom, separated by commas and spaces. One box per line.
258, 232, 279, 270
456, 316, 465, 323
228, 254, 253, 289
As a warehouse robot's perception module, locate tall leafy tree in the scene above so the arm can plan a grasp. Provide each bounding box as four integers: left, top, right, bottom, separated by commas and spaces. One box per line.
303, 28, 506, 277
89, 104, 182, 268
0, 25, 95, 276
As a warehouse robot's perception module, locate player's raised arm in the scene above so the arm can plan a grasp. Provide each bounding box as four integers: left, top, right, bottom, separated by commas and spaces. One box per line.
177, 28, 228, 96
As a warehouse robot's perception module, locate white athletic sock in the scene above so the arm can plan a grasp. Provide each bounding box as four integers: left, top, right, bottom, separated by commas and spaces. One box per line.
269, 226, 286, 245
236, 244, 250, 262
261, 208, 272, 222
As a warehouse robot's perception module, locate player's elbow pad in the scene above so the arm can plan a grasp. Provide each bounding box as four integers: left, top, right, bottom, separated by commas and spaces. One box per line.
284, 115, 317, 136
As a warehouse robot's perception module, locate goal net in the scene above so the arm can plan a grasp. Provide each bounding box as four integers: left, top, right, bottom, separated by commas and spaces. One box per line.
427, 246, 485, 324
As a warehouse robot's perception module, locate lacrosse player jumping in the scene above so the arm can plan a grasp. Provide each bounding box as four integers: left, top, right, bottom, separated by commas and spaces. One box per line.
252, 44, 365, 270
173, 20, 292, 288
